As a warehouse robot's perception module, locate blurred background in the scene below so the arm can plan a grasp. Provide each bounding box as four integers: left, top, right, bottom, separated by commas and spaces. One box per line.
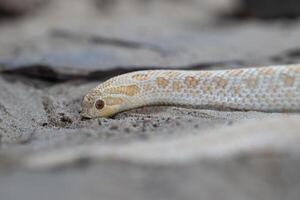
1, 0, 300, 79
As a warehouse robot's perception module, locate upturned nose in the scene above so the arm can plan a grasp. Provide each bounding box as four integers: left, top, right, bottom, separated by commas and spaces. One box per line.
80, 113, 92, 120
79, 109, 91, 119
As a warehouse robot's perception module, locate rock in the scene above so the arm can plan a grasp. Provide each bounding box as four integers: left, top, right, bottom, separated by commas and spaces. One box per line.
1, 116, 300, 200
0, 0, 48, 16
0, 0, 300, 80
234, 0, 300, 19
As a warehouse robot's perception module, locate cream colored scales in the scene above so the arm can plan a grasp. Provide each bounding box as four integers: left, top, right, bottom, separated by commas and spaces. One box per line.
81, 65, 300, 118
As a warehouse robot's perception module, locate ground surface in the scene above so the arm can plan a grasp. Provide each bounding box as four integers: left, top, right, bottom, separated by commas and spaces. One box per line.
1, 0, 300, 199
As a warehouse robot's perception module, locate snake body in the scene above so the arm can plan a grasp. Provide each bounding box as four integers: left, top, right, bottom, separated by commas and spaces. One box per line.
81, 64, 300, 118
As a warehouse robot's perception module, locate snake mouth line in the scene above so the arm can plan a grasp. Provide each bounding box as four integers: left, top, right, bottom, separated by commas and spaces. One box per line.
80, 111, 93, 119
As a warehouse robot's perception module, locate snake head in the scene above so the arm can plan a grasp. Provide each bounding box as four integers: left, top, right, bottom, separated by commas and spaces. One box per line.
80, 91, 122, 118
80, 83, 140, 118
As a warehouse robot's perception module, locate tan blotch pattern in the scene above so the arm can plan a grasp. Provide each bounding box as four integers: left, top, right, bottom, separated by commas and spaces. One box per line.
245, 77, 258, 89
104, 85, 140, 96
231, 86, 241, 95
258, 67, 273, 76
132, 73, 149, 81
200, 84, 211, 94
228, 69, 243, 76
143, 84, 153, 92
184, 76, 199, 88
198, 71, 211, 78
161, 71, 181, 78
172, 80, 182, 92
281, 73, 295, 87
213, 77, 228, 90
289, 65, 300, 73
103, 97, 124, 106
156, 77, 169, 89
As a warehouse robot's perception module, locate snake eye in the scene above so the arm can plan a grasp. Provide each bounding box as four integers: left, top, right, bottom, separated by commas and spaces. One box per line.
95, 99, 105, 110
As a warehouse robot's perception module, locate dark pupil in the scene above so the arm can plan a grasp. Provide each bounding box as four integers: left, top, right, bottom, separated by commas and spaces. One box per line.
95, 100, 105, 110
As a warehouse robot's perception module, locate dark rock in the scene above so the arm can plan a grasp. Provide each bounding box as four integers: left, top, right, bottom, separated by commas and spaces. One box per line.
0, 0, 48, 17
234, 0, 300, 19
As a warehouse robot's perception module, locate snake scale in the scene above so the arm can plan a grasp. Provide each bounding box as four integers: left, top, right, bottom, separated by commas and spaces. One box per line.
81, 64, 300, 118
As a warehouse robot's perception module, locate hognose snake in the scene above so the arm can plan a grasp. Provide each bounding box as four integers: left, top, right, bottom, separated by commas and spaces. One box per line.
81, 64, 300, 118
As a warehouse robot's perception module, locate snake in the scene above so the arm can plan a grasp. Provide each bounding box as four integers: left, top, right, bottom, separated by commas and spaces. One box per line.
81, 64, 300, 118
